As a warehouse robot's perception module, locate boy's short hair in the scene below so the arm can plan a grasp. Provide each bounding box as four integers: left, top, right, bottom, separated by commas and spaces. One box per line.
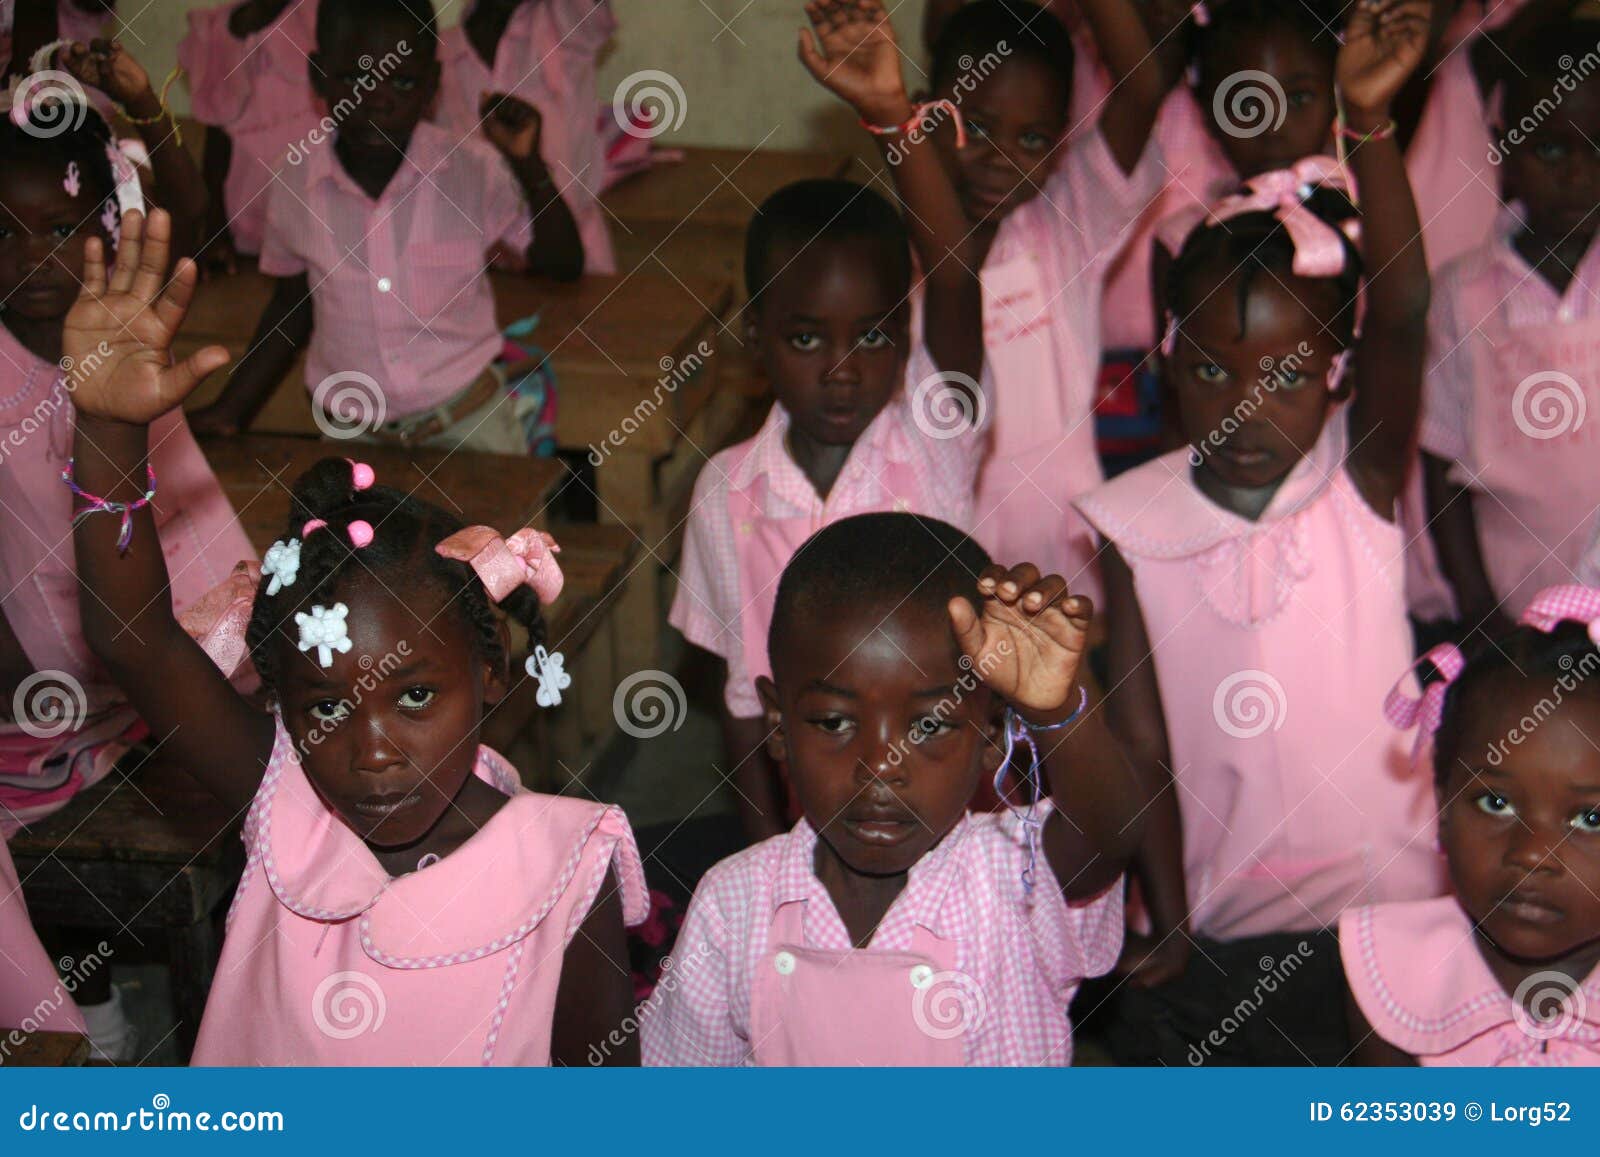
744, 179, 913, 305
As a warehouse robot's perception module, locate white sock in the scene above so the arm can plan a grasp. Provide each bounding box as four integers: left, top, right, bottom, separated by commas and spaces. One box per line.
78, 986, 138, 1063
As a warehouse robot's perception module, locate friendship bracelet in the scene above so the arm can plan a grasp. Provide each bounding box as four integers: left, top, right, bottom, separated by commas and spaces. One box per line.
859, 99, 968, 149
995, 686, 1089, 892
1334, 114, 1396, 145
62, 459, 156, 555
121, 66, 185, 145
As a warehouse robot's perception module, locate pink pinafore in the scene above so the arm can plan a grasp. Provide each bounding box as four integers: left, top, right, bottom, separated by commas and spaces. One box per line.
191, 719, 648, 1065
1075, 414, 1446, 939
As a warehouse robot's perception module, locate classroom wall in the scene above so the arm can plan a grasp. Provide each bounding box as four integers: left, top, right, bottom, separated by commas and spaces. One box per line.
107, 0, 933, 152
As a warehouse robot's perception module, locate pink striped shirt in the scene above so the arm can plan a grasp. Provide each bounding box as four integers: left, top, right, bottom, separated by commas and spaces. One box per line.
435, 0, 617, 274
641, 807, 1124, 1067
258, 120, 533, 419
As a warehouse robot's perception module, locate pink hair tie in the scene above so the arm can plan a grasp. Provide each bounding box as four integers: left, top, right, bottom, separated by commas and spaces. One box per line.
302, 519, 327, 536
1210, 157, 1353, 278
1384, 642, 1467, 760
435, 526, 564, 605
1520, 585, 1600, 647
347, 461, 376, 491
1190, 2, 1210, 25
347, 520, 374, 548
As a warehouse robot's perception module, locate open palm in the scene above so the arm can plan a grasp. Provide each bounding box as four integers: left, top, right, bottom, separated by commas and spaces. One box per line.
1337, 0, 1432, 114
798, 0, 908, 120
64, 209, 230, 426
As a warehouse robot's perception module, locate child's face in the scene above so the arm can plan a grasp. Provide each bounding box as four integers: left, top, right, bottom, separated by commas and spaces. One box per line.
934, 55, 1069, 226
0, 159, 107, 323
311, 24, 439, 158
272, 575, 506, 849
1502, 77, 1600, 249
1170, 270, 1342, 490
750, 238, 909, 448
1441, 676, 1600, 965
758, 599, 1003, 877
1201, 30, 1334, 177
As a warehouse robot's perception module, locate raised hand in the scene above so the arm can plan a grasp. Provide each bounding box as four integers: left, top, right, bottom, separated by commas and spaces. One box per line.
60, 39, 151, 108
479, 91, 543, 162
947, 564, 1092, 716
65, 209, 231, 427
797, 0, 911, 124
1338, 0, 1433, 117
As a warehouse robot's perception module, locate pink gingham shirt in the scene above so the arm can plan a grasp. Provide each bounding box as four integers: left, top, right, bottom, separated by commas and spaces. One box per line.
258, 120, 532, 418
435, 0, 617, 274
642, 807, 1124, 1067
668, 343, 983, 718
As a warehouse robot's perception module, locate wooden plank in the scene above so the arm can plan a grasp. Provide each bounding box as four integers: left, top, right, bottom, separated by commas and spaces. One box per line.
198, 435, 568, 557
611, 220, 747, 293
2, 1031, 90, 1067
601, 147, 854, 230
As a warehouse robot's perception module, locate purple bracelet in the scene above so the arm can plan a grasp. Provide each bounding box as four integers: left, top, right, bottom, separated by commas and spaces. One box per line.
997, 686, 1089, 892
62, 458, 156, 554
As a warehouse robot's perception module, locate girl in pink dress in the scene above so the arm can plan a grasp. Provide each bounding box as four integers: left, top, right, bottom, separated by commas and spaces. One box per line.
1077, 0, 1446, 1065
60, 208, 647, 1065
647, 512, 1147, 1066
1345, 585, 1600, 1065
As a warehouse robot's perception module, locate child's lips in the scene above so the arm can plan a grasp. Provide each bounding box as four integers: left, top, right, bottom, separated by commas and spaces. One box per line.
354, 790, 422, 818
843, 809, 919, 846
1499, 888, 1566, 926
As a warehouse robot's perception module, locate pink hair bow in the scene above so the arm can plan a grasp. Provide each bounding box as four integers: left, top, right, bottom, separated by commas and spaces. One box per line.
178, 561, 263, 679
1190, 2, 1211, 25
1384, 642, 1467, 757
435, 526, 564, 605
1520, 585, 1600, 646
1211, 157, 1353, 277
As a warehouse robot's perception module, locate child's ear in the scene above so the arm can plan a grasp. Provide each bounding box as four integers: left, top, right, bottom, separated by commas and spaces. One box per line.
756, 676, 787, 763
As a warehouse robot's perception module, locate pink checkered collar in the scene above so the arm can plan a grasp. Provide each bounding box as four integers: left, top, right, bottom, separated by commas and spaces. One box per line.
729, 394, 920, 505
307, 119, 457, 205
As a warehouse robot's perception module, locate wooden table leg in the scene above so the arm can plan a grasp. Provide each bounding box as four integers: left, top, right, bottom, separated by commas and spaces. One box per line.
166, 917, 218, 1064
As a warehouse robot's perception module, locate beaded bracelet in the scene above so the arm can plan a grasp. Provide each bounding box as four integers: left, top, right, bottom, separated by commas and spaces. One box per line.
1335, 115, 1396, 145
120, 67, 185, 146
859, 99, 968, 149
996, 685, 1090, 892
62, 459, 156, 554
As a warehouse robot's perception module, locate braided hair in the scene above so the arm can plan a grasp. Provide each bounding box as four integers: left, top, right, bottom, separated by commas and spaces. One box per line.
244, 458, 546, 693
0, 95, 122, 234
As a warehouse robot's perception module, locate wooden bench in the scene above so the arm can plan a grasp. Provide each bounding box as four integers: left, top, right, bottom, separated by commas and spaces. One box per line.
1, 1030, 90, 1067
601, 146, 855, 230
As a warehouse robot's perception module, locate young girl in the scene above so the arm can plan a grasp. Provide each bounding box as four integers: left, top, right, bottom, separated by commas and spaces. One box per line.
919, 0, 1167, 589
1422, 12, 1600, 632
62, 207, 647, 1065
670, 0, 987, 844
188, 0, 581, 451
1077, 0, 1446, 1065
435, 0, 616, 274
646, 513, 1147, 1065
178, 0, 322, 268
1344, 585, 1600, 1065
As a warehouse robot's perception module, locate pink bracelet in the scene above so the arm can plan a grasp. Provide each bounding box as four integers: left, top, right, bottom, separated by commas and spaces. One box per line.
62, 459, 156, 555
859, 99, 968, 149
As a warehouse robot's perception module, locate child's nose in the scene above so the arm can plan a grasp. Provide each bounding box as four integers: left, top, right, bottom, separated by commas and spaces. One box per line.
855, 721, 908, 785
822, 345, 863, 386
1503, 819, 1562, 874
352, 716, 406, 775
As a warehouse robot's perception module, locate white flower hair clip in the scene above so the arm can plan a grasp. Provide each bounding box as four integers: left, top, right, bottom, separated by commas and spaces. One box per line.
261, 539, 301, 596
296, 603, 352, 669
527, 645, 571, 708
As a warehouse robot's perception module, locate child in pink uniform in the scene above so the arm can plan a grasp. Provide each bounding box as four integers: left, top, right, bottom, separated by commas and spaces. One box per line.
1345, 586, 1600, 1065
646, 512, 1146, 1066
1422, 14, 1600, 630
919, 0, 1167, 594
671, 1, 988, 845
178, 0, 322, 265
188, 0, 583, 452
63, 207, 646, 1065
1078, 1, 1446, 1066
435, 0, 618, 274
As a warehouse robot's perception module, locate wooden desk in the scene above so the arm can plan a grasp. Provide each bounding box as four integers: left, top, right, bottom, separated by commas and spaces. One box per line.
198, 435, 568, 555
601, 146, 854, 230
2, 1030, 90, 1067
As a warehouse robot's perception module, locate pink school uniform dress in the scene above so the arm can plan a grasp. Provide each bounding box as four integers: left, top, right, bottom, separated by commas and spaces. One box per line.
642, 807, 1123, 1066
1421, 207, 1600, 620
1075, 413, 1446, 940
669, 344, 982, 719
964, 127, 1165, 597
0, 323, 254, 833
258, 120, 532, 423
178, 0, 322, 256
0, 835, 85, 1034
192, 717, 648, 1065
1342, 896, 1600, 1065
435, 0, 617, 275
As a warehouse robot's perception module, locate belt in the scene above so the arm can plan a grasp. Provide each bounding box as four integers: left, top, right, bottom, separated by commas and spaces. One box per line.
363, 366, 503, 447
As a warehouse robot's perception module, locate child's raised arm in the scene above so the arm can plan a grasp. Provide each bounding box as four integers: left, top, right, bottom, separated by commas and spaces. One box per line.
1077, 0, 1168, 173
799, 0, 983, 391
479, 92, 587, 282
68, 209, 275, 814
1339, 0, 1433, 516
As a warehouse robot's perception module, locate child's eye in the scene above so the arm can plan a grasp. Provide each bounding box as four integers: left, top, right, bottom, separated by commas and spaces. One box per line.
1289, 89, 1316, 108
398, 687, 435, 710
1193, 362, 1228, 384
1019, 131, 1052, 152
1473, 791, 1515, 817
309, 699, 351, 724
1275, 368, 1307, 390
51, 224, 75, 240
392, 76, 417, 93
965, 117, 990, 141
857, 328, 893, 351
910, 715, 958, 740
340, 73, 363, 86
1534, 141, 1567, 164
1571, 808, 1600, 833
788, 332, 822, 352
810, 714, 855, 736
